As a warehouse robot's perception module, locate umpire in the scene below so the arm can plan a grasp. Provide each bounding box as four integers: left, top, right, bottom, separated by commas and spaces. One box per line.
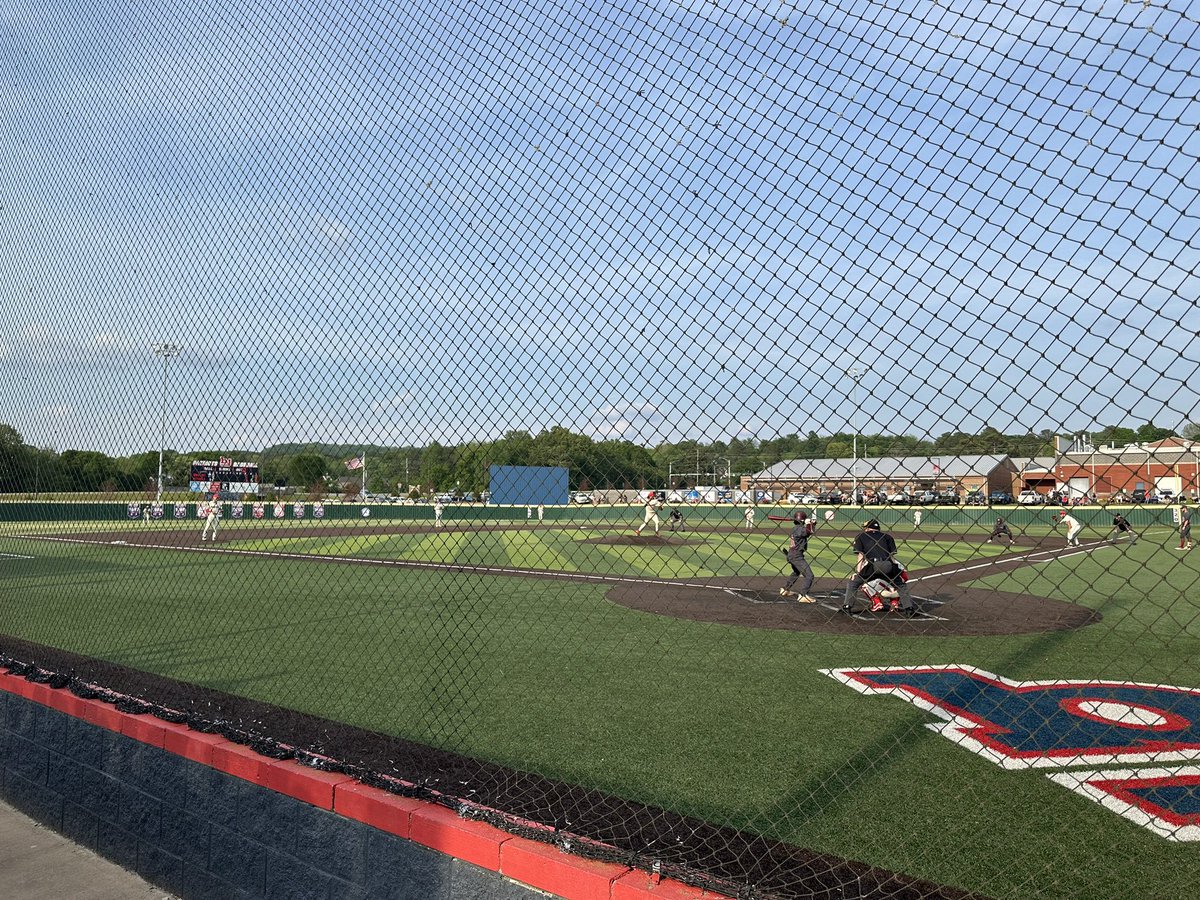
843, 518, 915, 615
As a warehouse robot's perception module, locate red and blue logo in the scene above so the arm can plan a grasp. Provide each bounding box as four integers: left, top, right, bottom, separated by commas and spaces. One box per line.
823, 665, 1200, 840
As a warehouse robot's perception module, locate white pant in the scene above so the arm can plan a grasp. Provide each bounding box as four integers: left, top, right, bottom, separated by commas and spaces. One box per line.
1066, 524, 1081, 545
202, 513, 218, 540
637, 509, 660, 534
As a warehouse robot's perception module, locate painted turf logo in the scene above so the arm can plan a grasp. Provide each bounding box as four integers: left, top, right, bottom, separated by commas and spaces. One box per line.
822, 665, 1200, 841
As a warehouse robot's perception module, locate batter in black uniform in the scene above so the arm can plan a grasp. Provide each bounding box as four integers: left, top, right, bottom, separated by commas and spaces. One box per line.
779, 510, 816, 603
843, 518, 915, 614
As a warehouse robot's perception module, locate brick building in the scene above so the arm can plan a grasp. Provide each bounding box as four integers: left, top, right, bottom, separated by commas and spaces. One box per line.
1042, 436, 1200, 500
742, 454, 1017, 500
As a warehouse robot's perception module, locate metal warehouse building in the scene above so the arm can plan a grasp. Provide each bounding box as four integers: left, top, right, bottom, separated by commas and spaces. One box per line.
741, 454, 1017, 501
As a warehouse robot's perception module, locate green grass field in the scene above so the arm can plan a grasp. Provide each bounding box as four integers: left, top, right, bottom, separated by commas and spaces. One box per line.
2, 512, 1198, 899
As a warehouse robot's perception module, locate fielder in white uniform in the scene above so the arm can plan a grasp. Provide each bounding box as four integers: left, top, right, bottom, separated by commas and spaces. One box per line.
201, 500, 220, 541
635, 493, 663, 535
1059, 510, 1081, 547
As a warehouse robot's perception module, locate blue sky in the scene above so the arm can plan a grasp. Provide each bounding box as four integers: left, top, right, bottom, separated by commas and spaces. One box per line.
1, 0, 1198, 456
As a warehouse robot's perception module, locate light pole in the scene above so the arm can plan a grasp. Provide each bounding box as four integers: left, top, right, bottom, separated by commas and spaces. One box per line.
154, 343, 182, 503
846, 366, 864, 504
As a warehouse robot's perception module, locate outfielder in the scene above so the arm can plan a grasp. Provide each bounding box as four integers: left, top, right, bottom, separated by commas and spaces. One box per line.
635, 492, 663, 536
779, 510, 816, 603
201, 499, 220, 542
843, 518, 914, 615
744, 505, 755, 530
1176, 505, 1191, 550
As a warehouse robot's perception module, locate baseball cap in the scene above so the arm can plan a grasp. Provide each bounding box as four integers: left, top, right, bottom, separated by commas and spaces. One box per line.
863, 518, 881, 530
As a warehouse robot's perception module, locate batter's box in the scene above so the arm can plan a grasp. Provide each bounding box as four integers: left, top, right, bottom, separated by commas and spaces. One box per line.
722, 588, 791, 604
1048, 766, 1200, 841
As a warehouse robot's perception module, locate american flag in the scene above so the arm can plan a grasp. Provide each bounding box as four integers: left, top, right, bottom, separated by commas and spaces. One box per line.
344, 454, 364, 471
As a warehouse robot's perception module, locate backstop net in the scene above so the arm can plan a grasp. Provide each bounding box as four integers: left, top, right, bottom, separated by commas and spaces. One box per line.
2, 2, 1199, 898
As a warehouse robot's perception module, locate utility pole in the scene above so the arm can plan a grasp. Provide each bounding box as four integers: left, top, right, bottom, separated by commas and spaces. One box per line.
153, 343, 182, 503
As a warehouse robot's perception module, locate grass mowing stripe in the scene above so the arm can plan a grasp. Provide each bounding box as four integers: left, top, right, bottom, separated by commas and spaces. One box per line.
500, 529, 578, 573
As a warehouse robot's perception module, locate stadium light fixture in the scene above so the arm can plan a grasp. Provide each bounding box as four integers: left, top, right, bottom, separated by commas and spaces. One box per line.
153, 343, 182, 503
846, 366, 864, 504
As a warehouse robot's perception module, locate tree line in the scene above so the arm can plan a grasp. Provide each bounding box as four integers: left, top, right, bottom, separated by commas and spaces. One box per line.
0, 420, 1188, 497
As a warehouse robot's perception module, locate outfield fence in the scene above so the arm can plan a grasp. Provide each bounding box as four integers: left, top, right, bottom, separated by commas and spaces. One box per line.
3, 2, 1200, 899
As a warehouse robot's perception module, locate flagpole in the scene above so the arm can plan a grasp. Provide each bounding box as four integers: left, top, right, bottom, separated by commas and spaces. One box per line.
363, 448, 367, 500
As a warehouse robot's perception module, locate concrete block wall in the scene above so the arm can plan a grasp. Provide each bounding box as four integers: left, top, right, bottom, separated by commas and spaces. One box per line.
0, 673, 722, 900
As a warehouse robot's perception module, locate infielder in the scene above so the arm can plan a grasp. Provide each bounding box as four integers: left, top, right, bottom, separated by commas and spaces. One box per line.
987, 516, 1014, 545
201, 499, 220, 542
1059, 510, 1082, 547
635, 492, 663, 536
1110, 512, 1138, 546
779, 510, 816, 603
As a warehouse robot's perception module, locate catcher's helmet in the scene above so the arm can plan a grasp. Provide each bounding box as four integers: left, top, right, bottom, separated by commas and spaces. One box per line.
794, 509, 809, 522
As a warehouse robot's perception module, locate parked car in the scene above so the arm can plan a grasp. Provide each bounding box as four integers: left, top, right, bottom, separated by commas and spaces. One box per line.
816, 491, 844, 504
888, 491, 911, 504
1131, 488, 1147, 503
937, 491, 961, 505
572, 492, 593, 504
1017, 490, 1044, 505
965, 491, 987, 506
916, 490, 938, 505
989, 491, 1014, 505
788, 492, 819, 504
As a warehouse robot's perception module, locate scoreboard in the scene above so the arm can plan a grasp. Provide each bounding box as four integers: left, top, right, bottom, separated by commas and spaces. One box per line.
190, 457, 260, 496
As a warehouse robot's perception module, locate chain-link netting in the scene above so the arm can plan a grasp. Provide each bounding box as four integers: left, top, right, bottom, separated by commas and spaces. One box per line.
2, 1, 1199, 897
